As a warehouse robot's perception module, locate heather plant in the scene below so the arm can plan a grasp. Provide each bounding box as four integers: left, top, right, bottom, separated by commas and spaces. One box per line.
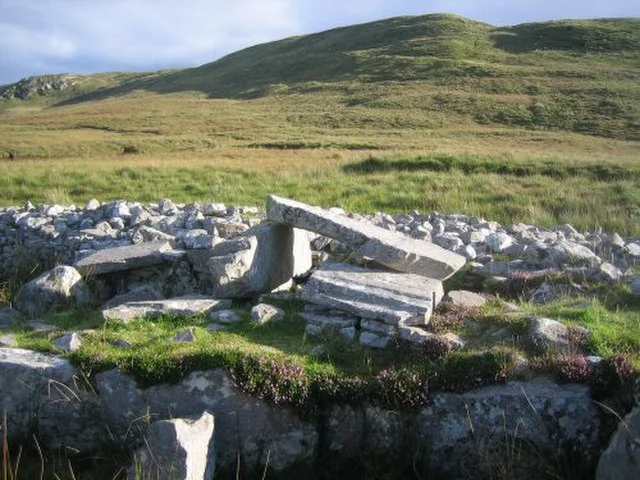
229, 356, 309, 409
430, 302, 475, 333
369, 368, 430, 409
414, 335, 455, 363
588, 354, 636, 399
308, 373, 366, 408
551, 354, 591, 383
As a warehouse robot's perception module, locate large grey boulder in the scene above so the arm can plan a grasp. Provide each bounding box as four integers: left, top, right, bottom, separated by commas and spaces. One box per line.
596, 407, 640, 480
417, 377, 601, 477
13, 266, 91, 317
546, 241, 601, 267
74, 241, 173, 275
101, 295, 232, 322
129, 412, 215, 480
266, 195, 465, 280
299, 263, 443, 325
527, 317, 587, 354
0, 348, 104, 451
196, 222, 312, 298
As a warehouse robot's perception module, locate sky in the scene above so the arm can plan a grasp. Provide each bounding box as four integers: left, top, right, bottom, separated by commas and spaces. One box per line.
1, 0, 639, 85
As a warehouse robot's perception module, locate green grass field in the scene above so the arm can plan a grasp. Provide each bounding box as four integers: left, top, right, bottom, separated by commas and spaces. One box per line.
0, 14, 639, 233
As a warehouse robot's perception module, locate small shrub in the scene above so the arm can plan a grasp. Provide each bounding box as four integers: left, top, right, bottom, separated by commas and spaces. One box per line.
434, 349, 514, 392
369, 368, 430, 409
588, 354, 635, 398
308, 373, 366, 408
229, 357, 308, 409
416, 335, 455, 362
431, 303, 474, 333
552, 354, 590, 383
122, 145, 141, 154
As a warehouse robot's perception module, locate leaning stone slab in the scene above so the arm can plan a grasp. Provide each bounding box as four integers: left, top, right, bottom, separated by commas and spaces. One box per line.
102, 295, 232, 322
299, 263, 443, 325
129, 411, 215, 480
266, 195, 465, 280
74, 241, 173, 275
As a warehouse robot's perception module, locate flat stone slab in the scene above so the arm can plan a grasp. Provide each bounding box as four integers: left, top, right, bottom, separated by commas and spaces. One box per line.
267, 195, 465, 280
299, 263, 443, 326
74, 241, 173, 275
102, 295, 232, 322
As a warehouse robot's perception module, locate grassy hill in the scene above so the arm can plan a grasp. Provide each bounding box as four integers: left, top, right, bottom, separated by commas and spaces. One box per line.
0, 13, 638, 233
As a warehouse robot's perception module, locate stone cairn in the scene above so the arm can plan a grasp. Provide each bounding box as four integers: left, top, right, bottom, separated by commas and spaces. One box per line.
1, 194, 638, 348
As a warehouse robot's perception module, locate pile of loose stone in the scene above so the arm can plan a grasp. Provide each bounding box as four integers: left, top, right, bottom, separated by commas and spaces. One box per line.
1, 194, 639, 350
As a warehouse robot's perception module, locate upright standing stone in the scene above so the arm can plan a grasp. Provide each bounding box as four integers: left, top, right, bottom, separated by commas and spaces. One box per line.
266, 195, 465, 280
195, 222, 312, 298
129, 411, 215, 480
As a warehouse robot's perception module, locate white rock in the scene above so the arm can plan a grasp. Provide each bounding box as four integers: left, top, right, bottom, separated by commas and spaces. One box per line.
250, 303, 284, 324
53, 332, 82, 352
130, 411, 215, 480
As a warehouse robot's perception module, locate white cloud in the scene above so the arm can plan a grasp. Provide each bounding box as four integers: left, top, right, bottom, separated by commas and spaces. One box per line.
0, 0, 638, 84
0, 0, 300, 83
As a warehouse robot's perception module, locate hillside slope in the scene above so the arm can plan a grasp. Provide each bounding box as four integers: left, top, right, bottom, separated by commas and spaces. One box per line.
1, 14, 639, 145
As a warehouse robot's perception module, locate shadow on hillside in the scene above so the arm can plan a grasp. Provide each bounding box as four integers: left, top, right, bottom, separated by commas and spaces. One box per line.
342, 155, 637, 181
490, 20, 640, 53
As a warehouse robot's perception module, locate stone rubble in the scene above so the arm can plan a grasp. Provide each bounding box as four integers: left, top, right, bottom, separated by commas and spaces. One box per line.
0, 195, 638, 349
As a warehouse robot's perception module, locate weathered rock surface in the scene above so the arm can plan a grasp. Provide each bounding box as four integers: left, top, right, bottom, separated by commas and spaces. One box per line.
199, 222, 312, 298
102, 295, 231, 322
445, 290, 487, 308
527, 317, 587, 354
96, 369, 317, 474
250, 303, 284, 324
266, 195, 465, 280
596, 407, 640, 480
417, 377, 602, 477
0, 348, 103, 451
299, 263, 443, 325
53, 332, 82, 352
129, 411, 215, 480
13, 266, 91, 317
301, 304, 359, 335
75, 241, 173, 275
209, 309, 243, 324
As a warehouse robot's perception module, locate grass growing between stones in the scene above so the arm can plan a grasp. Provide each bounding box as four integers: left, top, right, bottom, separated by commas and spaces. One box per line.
7, 289, 639, 401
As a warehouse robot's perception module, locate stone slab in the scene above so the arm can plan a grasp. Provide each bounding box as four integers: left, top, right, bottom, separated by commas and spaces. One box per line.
266, 195, 465, 280
298, 263, 443, 326
102, 295, 232, 322
74, 241, 173, 275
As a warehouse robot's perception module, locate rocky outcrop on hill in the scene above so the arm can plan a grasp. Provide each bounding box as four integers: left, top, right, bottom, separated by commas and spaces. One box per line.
0, 74, 80, 100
